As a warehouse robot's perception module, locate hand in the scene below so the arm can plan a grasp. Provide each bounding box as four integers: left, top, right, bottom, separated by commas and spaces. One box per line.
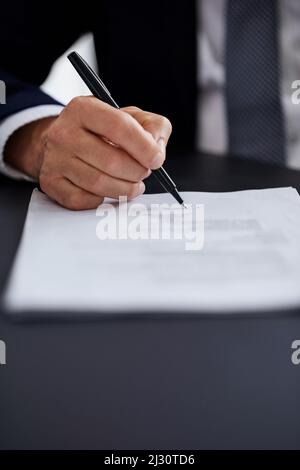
4, 97, 172, 210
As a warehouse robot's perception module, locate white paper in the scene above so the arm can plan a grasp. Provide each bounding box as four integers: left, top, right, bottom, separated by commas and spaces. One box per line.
5, 187, 300, 314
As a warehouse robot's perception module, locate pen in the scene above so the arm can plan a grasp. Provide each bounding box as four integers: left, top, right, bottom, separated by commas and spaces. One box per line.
67, 51, 186, 208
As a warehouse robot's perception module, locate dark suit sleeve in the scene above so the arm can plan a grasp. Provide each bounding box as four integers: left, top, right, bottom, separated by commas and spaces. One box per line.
0, 1, 87, 120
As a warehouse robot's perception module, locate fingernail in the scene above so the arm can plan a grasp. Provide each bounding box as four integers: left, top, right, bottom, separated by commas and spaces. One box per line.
157, 137, 165, 152
151, 139, 165, 168
138, 181, 146, 195
151, 154, 164, 168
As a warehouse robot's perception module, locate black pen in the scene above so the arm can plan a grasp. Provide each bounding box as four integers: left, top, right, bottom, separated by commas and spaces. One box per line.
67, 51, 186, 208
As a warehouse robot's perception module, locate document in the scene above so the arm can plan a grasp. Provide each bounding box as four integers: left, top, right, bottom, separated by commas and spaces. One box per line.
4, 187, 300, 314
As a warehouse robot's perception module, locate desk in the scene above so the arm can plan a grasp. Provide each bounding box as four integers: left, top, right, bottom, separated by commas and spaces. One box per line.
0, 152, 300, 450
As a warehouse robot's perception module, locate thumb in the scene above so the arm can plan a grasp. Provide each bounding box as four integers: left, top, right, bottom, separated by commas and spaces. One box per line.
122, 106, 172, 148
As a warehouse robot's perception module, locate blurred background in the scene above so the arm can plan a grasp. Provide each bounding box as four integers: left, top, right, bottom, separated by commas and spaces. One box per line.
42, 33, 96, 105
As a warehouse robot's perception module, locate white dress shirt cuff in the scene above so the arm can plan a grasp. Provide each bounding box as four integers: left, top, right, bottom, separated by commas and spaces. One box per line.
0, 104, 64, 181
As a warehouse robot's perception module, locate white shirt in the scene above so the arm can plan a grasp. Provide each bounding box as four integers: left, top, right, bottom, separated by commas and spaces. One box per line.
1, 0, 300, 179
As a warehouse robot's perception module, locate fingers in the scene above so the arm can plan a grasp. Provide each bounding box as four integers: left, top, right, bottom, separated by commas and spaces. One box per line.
66, 96, 165, 169
66, 128, 151, 183
123, 106, 172, 145
61, 156, 146, 200
39, 97, 173, 210
41, 176, 105, 211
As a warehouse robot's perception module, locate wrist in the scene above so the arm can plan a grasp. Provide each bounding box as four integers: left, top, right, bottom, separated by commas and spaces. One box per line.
4, 116, 57, 179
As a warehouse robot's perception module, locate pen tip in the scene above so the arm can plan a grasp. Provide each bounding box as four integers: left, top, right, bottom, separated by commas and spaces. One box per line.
182, 203, 188, 209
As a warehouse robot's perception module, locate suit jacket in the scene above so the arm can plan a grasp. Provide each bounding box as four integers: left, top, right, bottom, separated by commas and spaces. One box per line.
0, 0, 197, 150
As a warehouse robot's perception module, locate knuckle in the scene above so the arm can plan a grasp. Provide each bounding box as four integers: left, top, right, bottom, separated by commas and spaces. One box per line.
67, 191, 84, 211
39, 170, 50, 193
140, 139, 159, 166
149, 154, 164, 170
47, 123, 69, 146
80, 195, 104, 210
109, 118, 123, 142
127, 182, 140, 199
124, 106, 140, 113
138, 165, 150, 180
67, 96, 89, 124
93, 172, 105, 191
68, 95, 85, 112
105, 153, 120, 176
112, 112, 132, 142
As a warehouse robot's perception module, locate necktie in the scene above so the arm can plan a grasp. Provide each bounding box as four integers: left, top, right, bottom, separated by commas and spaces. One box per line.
226, 0, 285, 165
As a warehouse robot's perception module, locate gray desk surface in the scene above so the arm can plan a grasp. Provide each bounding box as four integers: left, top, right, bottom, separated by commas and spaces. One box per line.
1, 152, 300, 450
